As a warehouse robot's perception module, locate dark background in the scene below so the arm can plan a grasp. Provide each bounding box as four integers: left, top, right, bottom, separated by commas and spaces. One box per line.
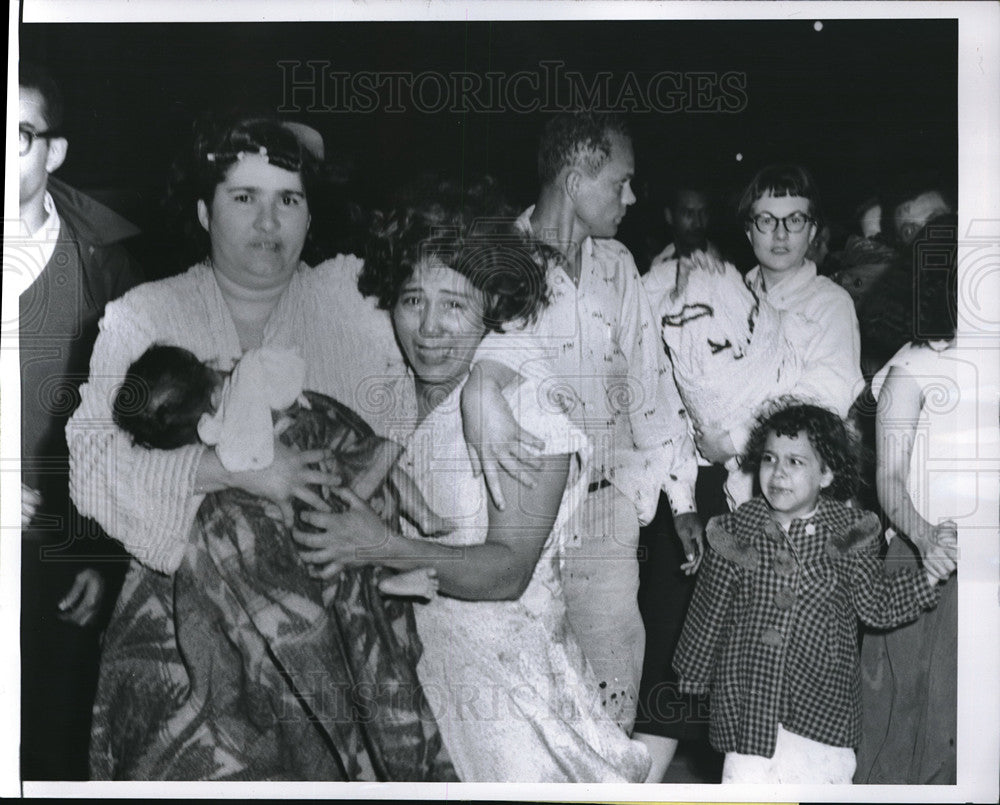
20, 18, 957, 274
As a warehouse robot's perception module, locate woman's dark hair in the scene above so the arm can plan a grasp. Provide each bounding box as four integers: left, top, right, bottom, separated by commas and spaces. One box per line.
742, 401, 860, 501
358, 176, 552, 332
165, 114, 326, 266
113, 344, 220, 450
736, 163, 823, 229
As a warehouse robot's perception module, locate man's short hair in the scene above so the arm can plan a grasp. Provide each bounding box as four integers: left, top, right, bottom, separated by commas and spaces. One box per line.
19, 61, 65, 132
537, 112, 631, 187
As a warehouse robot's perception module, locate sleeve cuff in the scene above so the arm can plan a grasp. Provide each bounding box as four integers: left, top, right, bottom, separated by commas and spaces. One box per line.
916, 571, 946, 609
666, 480, 697, 517
676, 678, 709, 695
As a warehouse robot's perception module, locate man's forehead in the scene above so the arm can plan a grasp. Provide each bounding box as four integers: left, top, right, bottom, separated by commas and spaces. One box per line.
609, 131, 633, 156
605, 132, 634, 173
896, 191, 949, 220
676, 189, 708, 208
19, 88, 47, 126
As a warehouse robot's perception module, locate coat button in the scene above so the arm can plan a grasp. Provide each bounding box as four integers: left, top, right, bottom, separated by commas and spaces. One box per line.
773, 549, 796, 577
774, 588, 797, 610
805, 523, 816, 536
760, 628, 783, 647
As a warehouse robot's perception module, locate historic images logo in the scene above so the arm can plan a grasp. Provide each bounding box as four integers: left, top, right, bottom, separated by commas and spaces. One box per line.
278, 60, 749, 115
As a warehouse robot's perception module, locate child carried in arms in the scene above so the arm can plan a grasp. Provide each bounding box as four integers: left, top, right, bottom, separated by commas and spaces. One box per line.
113, 343, 441, 600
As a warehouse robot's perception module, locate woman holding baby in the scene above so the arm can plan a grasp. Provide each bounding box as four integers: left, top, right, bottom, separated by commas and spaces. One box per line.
68, 115, 646, 782
68, 115, 447, 780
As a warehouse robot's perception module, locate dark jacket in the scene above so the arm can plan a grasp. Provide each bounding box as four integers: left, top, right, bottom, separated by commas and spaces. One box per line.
20, 176, 143, 556
673, 496, 941, 758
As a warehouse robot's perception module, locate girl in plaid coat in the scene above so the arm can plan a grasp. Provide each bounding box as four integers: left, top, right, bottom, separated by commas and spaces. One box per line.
673, 403, 956, 783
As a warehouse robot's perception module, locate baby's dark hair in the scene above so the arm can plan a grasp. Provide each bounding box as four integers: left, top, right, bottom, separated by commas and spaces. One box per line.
742, 401, 860, 501
113, 345, 220, 450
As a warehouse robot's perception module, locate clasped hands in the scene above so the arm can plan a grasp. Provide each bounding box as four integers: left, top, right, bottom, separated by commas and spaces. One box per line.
262, 441, 452, 580
919, 519, 959, 585
293, 486, 393, 580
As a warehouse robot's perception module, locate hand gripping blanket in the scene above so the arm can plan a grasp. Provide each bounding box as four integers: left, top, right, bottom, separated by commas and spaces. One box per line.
89, 391, 456, 781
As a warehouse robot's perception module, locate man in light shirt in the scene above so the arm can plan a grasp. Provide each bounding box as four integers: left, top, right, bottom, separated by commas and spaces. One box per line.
17, 62, 143, 779
461, 113, 702, 769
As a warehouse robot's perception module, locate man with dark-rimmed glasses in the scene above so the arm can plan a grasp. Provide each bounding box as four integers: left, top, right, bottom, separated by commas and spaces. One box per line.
17, 61, 143, 780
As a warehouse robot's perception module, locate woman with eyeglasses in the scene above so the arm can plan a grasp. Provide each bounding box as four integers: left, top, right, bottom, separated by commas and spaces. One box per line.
734, 164, 863, 415
644, 164, 863, 506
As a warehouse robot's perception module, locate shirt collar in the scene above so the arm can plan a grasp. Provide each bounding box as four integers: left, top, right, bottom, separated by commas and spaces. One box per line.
746, 259, 817, 303
519, 203, 598, 257
760, 497, 824, 540
27, 191, 61, 242
518, 204, 601, 284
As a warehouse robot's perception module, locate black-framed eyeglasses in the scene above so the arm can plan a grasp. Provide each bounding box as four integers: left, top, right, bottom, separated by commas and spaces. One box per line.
19, 126, 60, 156
747, 212, 814, 234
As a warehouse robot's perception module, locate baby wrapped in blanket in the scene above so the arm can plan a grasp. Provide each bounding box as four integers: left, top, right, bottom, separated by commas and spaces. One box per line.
644, 256, 815, 506
114, 343, 441, 599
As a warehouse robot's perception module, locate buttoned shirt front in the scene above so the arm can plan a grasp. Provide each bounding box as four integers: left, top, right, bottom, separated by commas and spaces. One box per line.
673, 496, 942, 757
475, 207, 698, 523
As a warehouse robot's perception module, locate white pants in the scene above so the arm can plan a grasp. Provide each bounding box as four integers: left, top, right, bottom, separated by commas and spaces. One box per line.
723, 724, 857, 784
561, 484, 644, 733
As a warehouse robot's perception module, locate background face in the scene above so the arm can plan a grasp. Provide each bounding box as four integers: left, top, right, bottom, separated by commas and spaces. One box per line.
18, 87, 54, 207
670, 189, 710, 251
758, 430, 832, 525
199, 157, 310, 291
391, 259, 487, 392
893, 190, 952, 245
573, 132, 636, 239
746, 194, 817, 275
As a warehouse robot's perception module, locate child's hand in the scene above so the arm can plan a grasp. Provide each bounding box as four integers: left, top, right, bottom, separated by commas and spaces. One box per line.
378, 567, 439, 602
293, 487, 390, 579
922, 519, 958, 584
461, 363, 543, 511
390, 464, 456, 537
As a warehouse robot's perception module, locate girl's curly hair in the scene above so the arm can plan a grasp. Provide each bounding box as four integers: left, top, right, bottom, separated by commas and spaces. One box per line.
358, 175, 553, 332
742, 400, 861, 501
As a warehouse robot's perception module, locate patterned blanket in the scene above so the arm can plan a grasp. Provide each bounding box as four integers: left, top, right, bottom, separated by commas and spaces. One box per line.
90, 391, 455, 781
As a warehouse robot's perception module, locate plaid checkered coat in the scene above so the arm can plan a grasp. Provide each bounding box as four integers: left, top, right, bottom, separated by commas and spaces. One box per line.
673, 496, 942, 758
